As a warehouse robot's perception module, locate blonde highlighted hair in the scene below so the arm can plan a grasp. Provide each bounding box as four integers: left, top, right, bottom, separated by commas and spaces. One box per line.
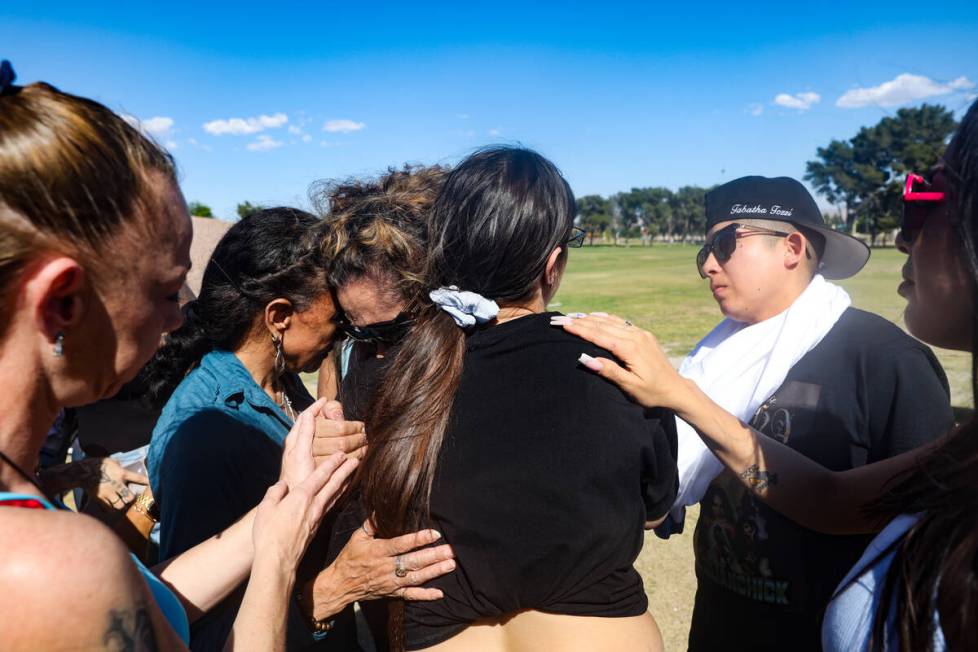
0, 79, 176, 339
314, 164, 448, 310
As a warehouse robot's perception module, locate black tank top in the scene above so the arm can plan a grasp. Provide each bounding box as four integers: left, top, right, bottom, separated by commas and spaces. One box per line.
402, 312, 678, 649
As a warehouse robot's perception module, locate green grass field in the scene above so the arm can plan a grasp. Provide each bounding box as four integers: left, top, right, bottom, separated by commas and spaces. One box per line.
554, 244, 971, 650
556, 244, 973, 409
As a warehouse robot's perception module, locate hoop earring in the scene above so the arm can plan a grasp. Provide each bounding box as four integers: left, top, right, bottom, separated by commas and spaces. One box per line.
272, 334, 287, 376
53, 332, 65, 358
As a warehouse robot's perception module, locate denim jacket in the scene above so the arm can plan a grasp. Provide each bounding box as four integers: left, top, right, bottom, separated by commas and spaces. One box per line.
147, 349, 357, 650
148, 348, 308, 494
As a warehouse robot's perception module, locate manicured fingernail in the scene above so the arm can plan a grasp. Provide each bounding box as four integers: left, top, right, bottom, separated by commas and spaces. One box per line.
550, 316, 573, 326
591, 311, 609, 317
579, 353, 604, 371
569, 312, 586, 318
430, 530, 441, 540
444, 560, 456, 570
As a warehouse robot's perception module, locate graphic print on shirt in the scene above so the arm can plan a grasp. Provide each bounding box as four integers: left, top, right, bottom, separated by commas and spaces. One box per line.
693, 380, 821, 609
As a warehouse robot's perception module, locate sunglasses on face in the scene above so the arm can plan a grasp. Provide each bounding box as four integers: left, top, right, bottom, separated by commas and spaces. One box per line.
696, 223, 791, 279
902, 169, 947, 244
336, 311, 413, 344
566, 227, 586, 248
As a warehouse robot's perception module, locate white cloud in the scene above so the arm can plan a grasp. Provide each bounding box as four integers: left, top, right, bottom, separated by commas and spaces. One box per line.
773, 91, 821, 111
837, 74, 975, 108
122, 114, 175, 136
164, 140, 178, 150
747, 103, 764, 117
323, 119, 365, 133
187, 137, 212, 152
246, 135, 284, 151
949, 77, 975, 91
457, 113, 470, 120
488, 128, 502, 136
302, 134, 312, 143
204, 113, 288, 135
288, 125, 303, 135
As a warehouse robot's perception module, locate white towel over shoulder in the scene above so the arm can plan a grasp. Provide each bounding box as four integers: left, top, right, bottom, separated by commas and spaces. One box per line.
669, 274, 851, 524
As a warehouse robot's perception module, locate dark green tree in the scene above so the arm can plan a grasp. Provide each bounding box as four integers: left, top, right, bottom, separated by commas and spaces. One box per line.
576, 194, 613, 244
187, 201, 213, 218
806, 104, 956, 245
669, 186, 709, 242
236, 201, 263, 219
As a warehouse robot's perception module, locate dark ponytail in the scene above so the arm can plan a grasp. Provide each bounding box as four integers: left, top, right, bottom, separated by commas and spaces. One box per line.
143, 207, 329, 408
358, 147, 576, 650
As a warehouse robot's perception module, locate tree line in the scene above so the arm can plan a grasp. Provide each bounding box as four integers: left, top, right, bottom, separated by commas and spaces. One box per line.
190, 105, 957, 247
576, 104, 957, 246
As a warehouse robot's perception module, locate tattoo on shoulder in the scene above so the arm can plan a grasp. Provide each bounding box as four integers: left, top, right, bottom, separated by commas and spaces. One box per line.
739, 464, 779, 492
103, 608, 158, 651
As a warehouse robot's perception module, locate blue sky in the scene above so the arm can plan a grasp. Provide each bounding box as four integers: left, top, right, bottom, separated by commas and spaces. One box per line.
3, 1, 978, 218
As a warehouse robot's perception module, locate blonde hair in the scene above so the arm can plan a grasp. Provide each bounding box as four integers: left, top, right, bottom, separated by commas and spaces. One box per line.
314, 164, 448, 310
0, 80, 176, 339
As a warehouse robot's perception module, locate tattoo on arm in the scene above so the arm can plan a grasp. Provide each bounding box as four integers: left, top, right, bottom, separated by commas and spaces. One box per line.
103, 607, 159, 652
739, 464, 779, 492
101, 467, 134, 508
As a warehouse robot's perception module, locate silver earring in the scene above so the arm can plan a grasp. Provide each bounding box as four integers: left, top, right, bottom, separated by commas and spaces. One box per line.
53, 332, 65, 357
272, 334, 286, 375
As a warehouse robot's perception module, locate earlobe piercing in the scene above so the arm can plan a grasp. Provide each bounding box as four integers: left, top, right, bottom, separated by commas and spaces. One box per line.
53, 332, 65, 357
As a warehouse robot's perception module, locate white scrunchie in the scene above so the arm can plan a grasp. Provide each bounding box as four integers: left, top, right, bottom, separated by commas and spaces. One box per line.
429, 286, 500, 328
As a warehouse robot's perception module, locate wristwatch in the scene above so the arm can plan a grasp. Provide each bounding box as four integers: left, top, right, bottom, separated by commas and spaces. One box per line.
130, 492, 159, 521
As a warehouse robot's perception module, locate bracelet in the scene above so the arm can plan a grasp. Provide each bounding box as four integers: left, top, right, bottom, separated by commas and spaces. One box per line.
130, 492, 158, 521
296, 589, 334, 635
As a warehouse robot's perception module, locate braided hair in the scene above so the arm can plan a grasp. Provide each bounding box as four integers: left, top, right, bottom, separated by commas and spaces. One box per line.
142, 207, 328, 408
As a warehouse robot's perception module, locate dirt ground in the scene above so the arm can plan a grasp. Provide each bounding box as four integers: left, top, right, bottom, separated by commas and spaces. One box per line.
640, 506, 700, 651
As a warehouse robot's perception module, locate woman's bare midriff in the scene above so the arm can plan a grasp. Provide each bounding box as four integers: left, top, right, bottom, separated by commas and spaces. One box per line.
421, 610, 663, 652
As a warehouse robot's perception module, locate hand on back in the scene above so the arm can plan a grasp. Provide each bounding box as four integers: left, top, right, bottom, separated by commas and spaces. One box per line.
552, 313, 689, 411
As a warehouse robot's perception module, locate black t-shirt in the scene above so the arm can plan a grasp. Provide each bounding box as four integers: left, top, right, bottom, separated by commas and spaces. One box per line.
340, 340, 394, 422
331, 342, 396, 650
402, 312, 679, 650
689, 308, 954, 652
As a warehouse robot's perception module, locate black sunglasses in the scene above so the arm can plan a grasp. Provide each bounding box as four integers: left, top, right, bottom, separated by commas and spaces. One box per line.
336, 312, 413, 344
696, 223, 791, 279
566, 227, 586, 248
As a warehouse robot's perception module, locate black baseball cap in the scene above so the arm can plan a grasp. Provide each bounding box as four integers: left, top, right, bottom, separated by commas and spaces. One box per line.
705, 176, 870, 280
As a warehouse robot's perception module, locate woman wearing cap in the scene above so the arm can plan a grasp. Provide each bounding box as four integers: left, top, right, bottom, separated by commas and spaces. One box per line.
554, 97, 978, 650
0, 62, 360, 649
358, 146, 679, 651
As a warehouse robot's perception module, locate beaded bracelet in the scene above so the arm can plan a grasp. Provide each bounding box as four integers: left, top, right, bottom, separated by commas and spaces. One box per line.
296, 590, 335, 635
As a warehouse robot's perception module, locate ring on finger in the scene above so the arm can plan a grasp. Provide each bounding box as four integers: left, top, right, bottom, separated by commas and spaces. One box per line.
394, 554, 409, 578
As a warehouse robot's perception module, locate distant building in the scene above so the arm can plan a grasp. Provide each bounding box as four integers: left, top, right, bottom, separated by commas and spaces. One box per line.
187, 216, 232, 297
